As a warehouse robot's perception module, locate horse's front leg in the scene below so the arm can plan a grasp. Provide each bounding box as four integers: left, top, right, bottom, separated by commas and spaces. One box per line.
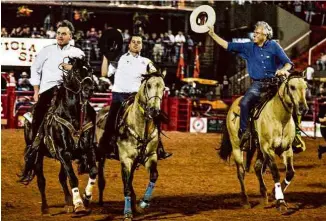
281, 149, 295, 192
121, 156, 137, 221
97, 157, 106, 206
59, 164, 74, 213
271, 148, 295, 200
265, 148, 287, 212
139, 155, 158, 211
81, 133, 98, 207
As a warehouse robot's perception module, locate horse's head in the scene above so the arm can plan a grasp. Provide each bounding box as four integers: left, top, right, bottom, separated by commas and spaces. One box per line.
281, 71, 308, 116
63, 57, 95, 99
138, 64, 166, 119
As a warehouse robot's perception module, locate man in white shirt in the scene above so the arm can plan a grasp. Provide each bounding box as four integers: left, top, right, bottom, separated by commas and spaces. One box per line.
99, 35, 172, 160
30, 20, 85, 140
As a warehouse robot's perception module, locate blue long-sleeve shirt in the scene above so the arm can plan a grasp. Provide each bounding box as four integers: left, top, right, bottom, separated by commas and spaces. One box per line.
227, 40, 293, 80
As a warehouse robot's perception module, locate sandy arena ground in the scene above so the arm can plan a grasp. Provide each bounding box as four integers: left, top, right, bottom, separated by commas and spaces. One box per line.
2, 129, 326, 221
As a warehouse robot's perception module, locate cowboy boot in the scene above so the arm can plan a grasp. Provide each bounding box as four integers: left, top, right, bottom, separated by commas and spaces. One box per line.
292, 129, 306, 154
318, 145, 326, 159
238, 128, 251, 152
157, 139, 172, 160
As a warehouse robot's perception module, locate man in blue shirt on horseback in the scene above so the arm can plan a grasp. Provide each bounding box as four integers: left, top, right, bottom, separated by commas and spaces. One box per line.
99, 34, 172, 160
208, 21, 304, 152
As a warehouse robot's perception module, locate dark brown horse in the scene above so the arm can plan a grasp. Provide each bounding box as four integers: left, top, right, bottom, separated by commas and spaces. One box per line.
18, 57, 98, 215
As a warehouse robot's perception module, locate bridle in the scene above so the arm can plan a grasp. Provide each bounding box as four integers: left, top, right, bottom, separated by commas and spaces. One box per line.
59, 58, 95, 95
277, 75, 304, 114
138, 73, 165, 118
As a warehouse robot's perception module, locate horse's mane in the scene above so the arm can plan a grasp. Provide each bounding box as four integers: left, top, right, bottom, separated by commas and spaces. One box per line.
141, 72, 164, 83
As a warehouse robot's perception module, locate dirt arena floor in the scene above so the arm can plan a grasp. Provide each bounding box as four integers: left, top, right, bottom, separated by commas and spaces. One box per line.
2, 129, 326, 221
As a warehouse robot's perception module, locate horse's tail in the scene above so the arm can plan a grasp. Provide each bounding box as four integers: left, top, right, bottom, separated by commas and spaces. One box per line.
219, 127, 233, 161
17, 134, 41, 185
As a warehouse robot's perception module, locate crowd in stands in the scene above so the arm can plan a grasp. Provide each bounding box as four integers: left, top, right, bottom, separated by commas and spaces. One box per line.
2, 24, 203, 65
317, 51, 326, 71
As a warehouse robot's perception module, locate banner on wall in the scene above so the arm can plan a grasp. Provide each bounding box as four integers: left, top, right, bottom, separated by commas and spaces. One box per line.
301, 121, 321, 138
190, 117, 207, 133
1, 38, 74, 66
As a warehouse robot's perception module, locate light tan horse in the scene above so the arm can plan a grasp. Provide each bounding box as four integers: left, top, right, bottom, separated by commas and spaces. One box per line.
96, 70, 166, 221
219, 72, 308, 211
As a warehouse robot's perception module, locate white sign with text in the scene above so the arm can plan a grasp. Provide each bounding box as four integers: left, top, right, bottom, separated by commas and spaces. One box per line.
1, 38, 74, 66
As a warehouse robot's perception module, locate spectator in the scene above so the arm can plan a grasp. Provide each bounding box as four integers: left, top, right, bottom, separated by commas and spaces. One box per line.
304, 1, 315, 23
222, 75, 230, 98
18, 72, 32, 91
31, 27, 40, 38
306, 66, 314, 81
122, 29, 130, 53
98, 30, 103, 39
167, 30, 175, 43
293, 0, 303, 19
87, 27, 99, 43
153, 34, 164, 63
174, 31, 186, 63
46, 26, 56, 39
215, 81, 221, 99
39, 27, 46, 38
21, 26, 31, 38
186, 34, 194, 62
11, 27, 22, 37
1, 27, 8, 37
163, 32, 172, 62
318, 97, 326, 159
43, 14, 52, 31
7, 71, 16, 87
317, 53, 326, 70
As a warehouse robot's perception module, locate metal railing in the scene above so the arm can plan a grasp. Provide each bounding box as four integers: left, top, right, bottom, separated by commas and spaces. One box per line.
284, 30, 312, 52
308, 38, 326, 66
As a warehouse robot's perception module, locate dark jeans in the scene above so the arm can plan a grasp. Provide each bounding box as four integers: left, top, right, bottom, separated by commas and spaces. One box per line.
32, 87, 57, 140
239, 81, 264, 132
101, 92, 132, 144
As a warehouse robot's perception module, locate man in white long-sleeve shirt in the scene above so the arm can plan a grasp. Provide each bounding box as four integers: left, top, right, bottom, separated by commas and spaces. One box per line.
99, 35, 172, 160
30, 20, 85, 140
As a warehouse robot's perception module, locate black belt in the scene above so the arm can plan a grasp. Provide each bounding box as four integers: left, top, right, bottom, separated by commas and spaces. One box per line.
252, 78, 278, 83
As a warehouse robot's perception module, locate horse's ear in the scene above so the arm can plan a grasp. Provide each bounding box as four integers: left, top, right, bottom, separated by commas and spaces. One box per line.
162, 68, 167, 78
147, 62, 158, 74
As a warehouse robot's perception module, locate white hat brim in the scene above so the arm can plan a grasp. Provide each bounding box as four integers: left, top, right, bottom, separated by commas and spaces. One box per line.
190, 5, 216, 33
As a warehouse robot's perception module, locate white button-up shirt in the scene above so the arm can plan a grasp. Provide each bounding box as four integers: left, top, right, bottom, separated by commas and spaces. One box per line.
30, 44, 85, 94
107, 52, 152, 93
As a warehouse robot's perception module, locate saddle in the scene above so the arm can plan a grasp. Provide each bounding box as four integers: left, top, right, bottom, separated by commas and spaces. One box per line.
239, 77, 283, 153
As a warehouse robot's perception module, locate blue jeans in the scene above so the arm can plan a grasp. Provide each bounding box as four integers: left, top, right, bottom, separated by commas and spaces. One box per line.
239, 81, 264, 132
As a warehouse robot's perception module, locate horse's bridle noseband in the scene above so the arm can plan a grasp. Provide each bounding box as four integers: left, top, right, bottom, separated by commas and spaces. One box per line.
278, 75, 304, 114
138, 73, 165, 117
60, 58, 95, 95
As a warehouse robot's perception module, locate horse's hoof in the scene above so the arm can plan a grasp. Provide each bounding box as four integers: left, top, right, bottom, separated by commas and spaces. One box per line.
123, 213, 133, 221
41, 207, 50, 215
276, 199, 288, 212
74, 202, 86, 214
241, 203, 251, 209
64, 205, 74, 213
135, 205, 145, 214
83, 193, 92, 207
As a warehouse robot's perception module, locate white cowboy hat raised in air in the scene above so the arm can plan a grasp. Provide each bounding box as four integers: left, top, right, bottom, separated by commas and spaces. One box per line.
190, 5, 216, 33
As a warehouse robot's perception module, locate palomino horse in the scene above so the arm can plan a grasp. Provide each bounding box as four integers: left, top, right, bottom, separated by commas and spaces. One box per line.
18, 57, 98, 215
96, 70, 166, 221
219, 72, 308, 210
